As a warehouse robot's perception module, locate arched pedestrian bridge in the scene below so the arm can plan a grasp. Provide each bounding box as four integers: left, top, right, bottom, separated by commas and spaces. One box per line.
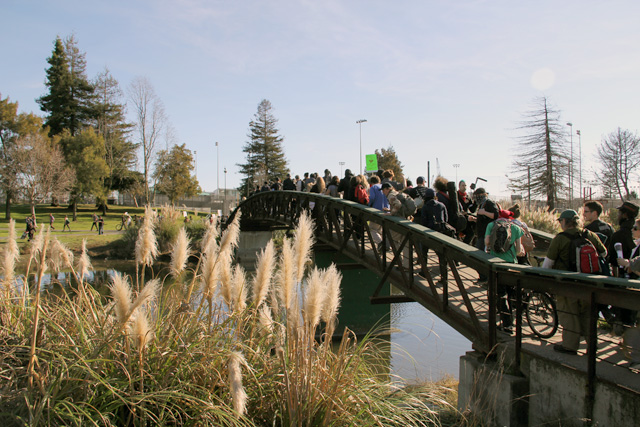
230, 191, 640, 426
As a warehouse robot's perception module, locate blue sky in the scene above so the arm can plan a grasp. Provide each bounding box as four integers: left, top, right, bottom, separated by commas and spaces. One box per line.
3, 0, 640, 198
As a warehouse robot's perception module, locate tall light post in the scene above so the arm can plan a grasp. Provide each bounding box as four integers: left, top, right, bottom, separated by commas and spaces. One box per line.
194, 150, 197, 177
356, 119, 367, 174
339, 161, 345, 177
577, 129, 582, 201
215, 141, 220, 196
224, 167, 228, 212
453, 163, 460, 184
566, 122, 573, 205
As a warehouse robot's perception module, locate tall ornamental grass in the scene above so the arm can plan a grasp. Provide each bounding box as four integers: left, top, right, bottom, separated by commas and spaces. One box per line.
0, 210, 458, 426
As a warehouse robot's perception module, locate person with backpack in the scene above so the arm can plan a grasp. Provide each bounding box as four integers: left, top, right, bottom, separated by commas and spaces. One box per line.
469, 188, 499, 284
421, 188, 451, 281
484, 217, 525, 332
368, 180, 392, 248
541, 209, 607, 355
407, 176, 427, 225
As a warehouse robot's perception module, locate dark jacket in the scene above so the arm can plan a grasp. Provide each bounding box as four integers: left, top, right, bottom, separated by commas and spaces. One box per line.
282, 178, 295, 191
421, 199, 448, 231
337, 173, 353, 196
585, 219, 614, 246
609, 218, 635, 269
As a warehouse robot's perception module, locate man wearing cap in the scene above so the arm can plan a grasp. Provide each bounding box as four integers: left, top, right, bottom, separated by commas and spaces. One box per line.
542, 209, 607, 355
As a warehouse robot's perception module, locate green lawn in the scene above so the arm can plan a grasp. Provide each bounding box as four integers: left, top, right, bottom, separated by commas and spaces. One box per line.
0, 204, 146, 254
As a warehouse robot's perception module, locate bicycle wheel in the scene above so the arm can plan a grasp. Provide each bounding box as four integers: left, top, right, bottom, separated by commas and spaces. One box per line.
525, 292, 558, 339
116, 223, 123, 231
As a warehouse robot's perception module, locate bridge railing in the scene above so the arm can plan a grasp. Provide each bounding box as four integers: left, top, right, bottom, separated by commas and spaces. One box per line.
230, 191, 640, 392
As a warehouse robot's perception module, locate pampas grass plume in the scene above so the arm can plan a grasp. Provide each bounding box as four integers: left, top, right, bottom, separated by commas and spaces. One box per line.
130, 278, 160, 316
76, 239, 92, 280
228, 352, 248, 417
303, 267, 323, 329
293, 211, 315, 283
170, 227, 191, 277
277, 238, 296, 311
231, 264, 247, 312
201, 251, 220, 300
252, 240, 275, 308
109, 272, 133, 325
135, 207, 159, 267
2, 220, 20, 292
219, 211, 241, 257
220, 262, 233, 308
321, 265, 342, 325
130, 309, 153, 350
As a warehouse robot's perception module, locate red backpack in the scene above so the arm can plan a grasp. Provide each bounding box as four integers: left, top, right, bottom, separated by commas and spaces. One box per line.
355, 184, 369, 205
560, 230, 600, 274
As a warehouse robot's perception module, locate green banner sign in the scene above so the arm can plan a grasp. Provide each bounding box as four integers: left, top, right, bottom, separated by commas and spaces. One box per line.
365, 154, 378, 172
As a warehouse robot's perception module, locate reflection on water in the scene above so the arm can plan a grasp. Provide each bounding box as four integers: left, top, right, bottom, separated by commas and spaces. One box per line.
390, 302, 471, 383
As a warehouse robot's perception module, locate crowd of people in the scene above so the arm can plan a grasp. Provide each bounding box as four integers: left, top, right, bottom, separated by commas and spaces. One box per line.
255, 168, 639, 355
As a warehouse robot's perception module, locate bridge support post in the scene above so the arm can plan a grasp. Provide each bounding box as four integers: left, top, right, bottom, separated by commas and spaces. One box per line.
458, 351, 529, 427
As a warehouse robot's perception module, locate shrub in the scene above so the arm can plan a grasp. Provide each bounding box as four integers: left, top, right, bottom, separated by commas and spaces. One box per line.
0, 212, 458, 426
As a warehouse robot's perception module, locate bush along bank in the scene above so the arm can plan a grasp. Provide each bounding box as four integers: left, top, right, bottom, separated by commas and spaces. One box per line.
0, 209, 462, 426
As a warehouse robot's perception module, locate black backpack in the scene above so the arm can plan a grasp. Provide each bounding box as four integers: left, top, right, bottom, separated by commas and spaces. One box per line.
560, 230, 600, 273
489, 219, 512, 253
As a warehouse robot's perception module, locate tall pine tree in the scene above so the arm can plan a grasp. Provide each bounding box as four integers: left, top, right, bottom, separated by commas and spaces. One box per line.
37, 35, 95, 137
92, 68, 137, 195
238, 99, 289, 196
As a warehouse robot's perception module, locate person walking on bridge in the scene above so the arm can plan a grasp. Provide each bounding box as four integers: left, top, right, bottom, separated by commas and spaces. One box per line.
542, 209, 607, 355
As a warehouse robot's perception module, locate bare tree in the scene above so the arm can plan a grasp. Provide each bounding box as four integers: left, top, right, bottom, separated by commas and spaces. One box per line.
509, 96, 568, 211
14, 133, 75, 215
128, 77, 166, 203
595, 128, 640, 201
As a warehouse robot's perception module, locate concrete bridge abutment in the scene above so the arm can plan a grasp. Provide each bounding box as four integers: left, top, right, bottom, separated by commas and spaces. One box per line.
458, 345, 640, 426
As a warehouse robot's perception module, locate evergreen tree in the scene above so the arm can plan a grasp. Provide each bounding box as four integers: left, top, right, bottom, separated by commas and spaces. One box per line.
59, 129, 109, 217
37, 35, 95, 137
238, 99, 289, 196
153, 143, 200, 205
92, 68, 137, 195
374, 146, 405, 182
508, 96, 568, 210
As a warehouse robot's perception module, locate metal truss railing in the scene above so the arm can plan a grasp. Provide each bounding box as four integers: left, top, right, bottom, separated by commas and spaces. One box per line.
230, 191, 640, 397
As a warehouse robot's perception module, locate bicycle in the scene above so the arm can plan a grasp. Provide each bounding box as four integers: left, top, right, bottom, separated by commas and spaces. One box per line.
523, 255, 559, 339
116, 220, 128, 231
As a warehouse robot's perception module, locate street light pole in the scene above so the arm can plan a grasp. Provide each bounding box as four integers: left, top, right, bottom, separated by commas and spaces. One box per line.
566, 122, 573, 206
356, 119, 367, 174
577, 130, 582, 201
339, 161, 345, 177
194, 150, 197, 177
215, 142, 220, 196
224, 167, 227, 213
453, 163, 460, 184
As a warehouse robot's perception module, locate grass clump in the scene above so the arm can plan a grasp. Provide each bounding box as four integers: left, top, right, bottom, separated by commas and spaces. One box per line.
0, 210, 460, 426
